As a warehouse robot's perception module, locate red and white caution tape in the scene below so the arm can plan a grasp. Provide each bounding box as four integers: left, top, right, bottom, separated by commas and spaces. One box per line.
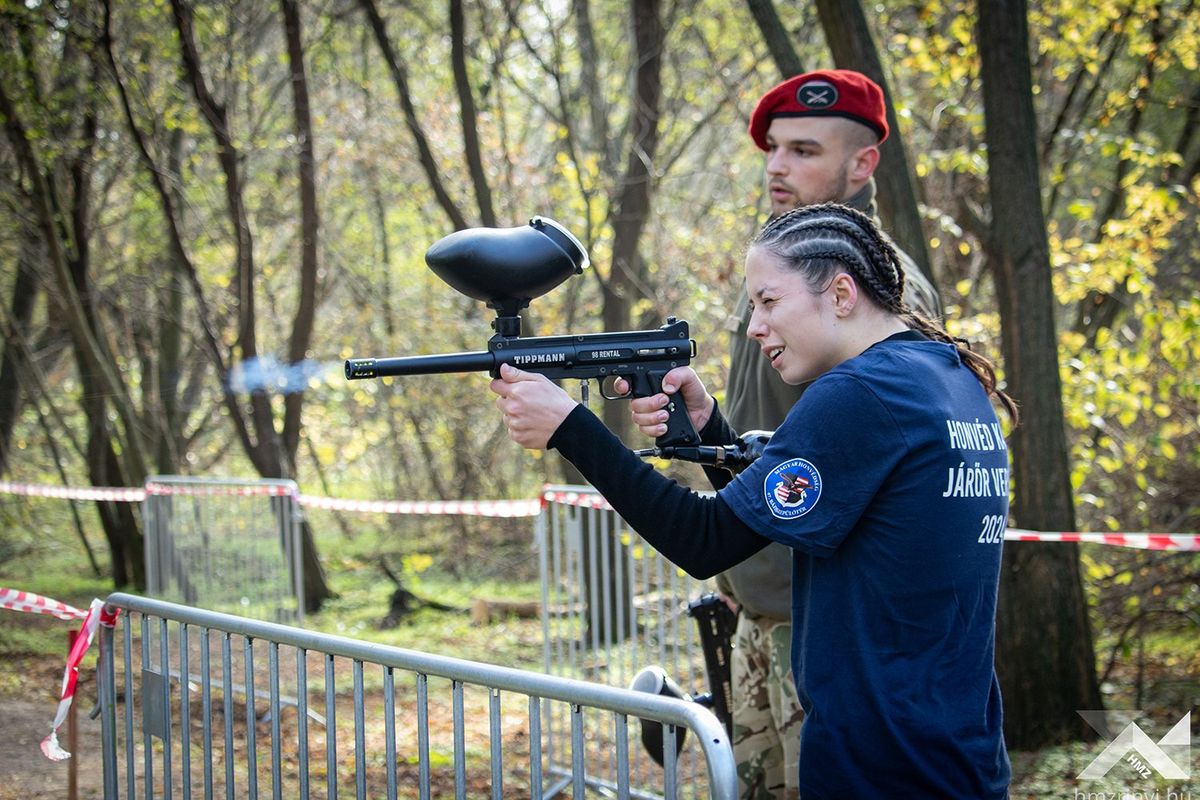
298, 494, 542, 517
144, 480, 296, 498
0, 588, 119, 760
540, 492, 1200, 551
40, 600, 119, 761
1004, 529, 1200, 551
4, 481, 1197, 546
0, 481, 145, 503
542, 488, 613, 510
0, 587, 88, 621
2, 480, 539, 517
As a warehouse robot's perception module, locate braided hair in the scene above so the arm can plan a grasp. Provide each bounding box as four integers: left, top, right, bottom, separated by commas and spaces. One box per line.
751, 203, 1018, 423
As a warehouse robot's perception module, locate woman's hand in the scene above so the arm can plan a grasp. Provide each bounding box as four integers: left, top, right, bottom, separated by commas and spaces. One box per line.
620, 367, 715, 440
489, 364, 579, 450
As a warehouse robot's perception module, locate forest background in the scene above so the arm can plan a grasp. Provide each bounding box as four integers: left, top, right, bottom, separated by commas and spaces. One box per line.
0, 0, 1197, 793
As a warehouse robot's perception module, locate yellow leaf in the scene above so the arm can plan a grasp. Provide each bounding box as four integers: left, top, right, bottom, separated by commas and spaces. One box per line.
404, 553, 434, 574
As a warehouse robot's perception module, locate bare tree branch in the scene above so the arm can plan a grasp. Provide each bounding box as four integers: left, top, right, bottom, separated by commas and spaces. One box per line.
358, 0, 470, 230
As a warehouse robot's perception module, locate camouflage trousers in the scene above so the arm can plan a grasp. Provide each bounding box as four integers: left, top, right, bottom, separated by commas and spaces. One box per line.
730, 613, 804, 800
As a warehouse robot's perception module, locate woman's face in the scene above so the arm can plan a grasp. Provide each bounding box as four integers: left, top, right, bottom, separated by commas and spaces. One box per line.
744, 247, 842, 385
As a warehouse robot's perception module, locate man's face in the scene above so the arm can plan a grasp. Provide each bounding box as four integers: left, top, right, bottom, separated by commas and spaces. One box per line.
762, 117, 872, 216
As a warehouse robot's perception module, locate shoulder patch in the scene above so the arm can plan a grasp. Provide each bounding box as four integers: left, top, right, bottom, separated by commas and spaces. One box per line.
763, 458, 822, 520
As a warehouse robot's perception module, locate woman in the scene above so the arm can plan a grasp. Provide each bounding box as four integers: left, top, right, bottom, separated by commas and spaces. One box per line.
491, 203, 1016, 797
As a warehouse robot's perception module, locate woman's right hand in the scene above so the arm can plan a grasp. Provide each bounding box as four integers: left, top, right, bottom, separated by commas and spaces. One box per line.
620, 367, 714, 440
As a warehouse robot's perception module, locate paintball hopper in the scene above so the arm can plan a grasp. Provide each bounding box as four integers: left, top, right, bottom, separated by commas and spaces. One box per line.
425, 216, 589, 319
629, 666, 690, 766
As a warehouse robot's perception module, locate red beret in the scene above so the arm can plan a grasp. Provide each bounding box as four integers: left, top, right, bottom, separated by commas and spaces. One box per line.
748, 69, 889, 150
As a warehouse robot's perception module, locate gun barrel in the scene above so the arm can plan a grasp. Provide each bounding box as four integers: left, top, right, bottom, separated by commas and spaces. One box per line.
345, 351, 494, 379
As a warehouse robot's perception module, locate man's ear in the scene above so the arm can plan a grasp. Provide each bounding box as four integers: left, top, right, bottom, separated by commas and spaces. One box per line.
849, 145, 880, 182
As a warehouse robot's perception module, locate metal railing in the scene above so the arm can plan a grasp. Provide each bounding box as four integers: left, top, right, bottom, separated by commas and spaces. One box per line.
97, 592, 736, 799
143, 476, 305, 625
537, 487, 716, 797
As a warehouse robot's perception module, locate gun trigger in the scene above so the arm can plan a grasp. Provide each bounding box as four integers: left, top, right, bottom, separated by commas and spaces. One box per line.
598, 375, 627, 400
580, 381, 589, 407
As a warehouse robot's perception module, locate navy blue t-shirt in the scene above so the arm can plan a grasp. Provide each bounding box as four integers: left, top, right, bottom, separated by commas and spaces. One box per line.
720, 335, 1011, 798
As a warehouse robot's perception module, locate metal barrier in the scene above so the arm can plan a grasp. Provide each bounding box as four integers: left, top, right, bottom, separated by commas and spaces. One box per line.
537, 487, 716, 798
143, 476, 305, 625
97, 592, 736, 800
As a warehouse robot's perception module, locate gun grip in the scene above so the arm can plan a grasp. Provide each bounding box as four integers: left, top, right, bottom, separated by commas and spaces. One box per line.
645, 371, 699, 449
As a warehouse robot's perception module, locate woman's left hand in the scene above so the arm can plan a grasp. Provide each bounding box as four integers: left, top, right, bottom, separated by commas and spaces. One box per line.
489, 364, 579, 450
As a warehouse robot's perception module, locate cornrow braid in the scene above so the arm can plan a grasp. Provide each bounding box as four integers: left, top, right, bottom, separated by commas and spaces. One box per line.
750, 203, 1019, 424
755, 203, 906, 311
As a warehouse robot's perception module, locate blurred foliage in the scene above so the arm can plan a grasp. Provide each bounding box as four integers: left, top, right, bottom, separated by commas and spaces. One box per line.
881, 0, 1199, 539
3, 0, 1191, 529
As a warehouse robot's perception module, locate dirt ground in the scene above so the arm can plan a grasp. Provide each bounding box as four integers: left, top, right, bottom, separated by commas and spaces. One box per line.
0, 654, 105, 800
0, 638, 702, 800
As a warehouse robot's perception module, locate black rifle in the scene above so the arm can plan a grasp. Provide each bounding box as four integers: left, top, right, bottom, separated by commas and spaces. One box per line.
345, 217, 700, 450
676, 434, 771, 740
629, 593, 738, 766
687, 592, 737, 738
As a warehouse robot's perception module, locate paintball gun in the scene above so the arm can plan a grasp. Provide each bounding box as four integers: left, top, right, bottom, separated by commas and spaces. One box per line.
345, 216, 700, 451
634, 428, 774, 472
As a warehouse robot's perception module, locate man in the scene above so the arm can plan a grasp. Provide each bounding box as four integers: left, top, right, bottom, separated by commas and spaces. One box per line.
716, 69, 940, 799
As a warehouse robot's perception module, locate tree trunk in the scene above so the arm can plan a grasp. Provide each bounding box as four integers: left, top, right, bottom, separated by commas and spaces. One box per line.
0, 72, 148, 487
977, 0, 1102, 748
578, 0, 665, 646
449, 0, 496, 227
280, 0, 320, 466
743, 0, 804, 80
280, 0, 336, 610
169, 0, 334, 609
0, 229, 40, 476
359, 0, 470, 231
602, 0, 664, 446
813, 0, 934, 284
101, 0, 256, 460
155, 131, 188, 475
71, 94, 147, 590
1, 41, 150, 588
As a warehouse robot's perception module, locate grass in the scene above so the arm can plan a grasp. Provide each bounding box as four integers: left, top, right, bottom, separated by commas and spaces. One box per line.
1, 497, 1198, 797
301, 511, 546, 670
306, 570, 547, 672
0, 509, 112, 662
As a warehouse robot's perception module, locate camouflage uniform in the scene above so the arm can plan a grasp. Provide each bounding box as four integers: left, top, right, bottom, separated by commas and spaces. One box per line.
728, 613, 803, 799
720, 181, 940, 798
